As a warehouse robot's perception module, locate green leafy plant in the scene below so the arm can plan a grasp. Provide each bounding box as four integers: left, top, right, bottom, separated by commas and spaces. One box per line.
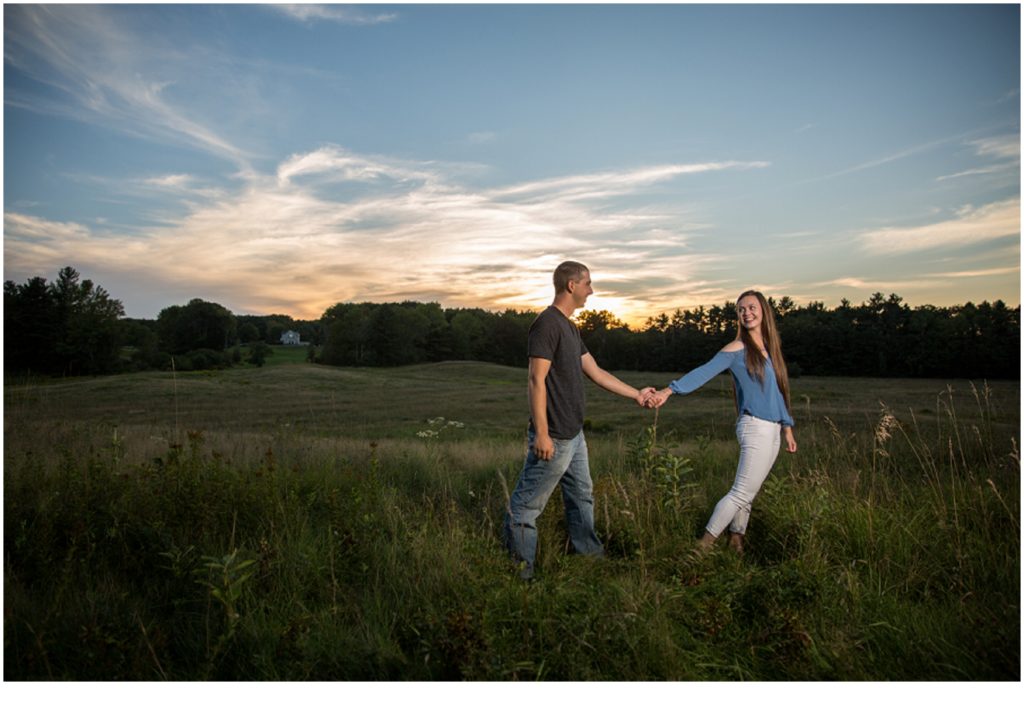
194, 549, 257, 665
628, 421, 695, 510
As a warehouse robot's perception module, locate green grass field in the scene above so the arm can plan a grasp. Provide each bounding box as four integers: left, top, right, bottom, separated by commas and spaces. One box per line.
3, 361, 1020, 680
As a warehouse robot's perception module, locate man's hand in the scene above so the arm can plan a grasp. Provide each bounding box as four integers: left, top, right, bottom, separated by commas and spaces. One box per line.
533, 432, 555, 461
635, 386, 657, 407
645, 388, 672, 409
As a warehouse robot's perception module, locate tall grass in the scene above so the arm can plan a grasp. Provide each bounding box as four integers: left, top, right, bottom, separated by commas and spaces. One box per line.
3, 369, 1019, 680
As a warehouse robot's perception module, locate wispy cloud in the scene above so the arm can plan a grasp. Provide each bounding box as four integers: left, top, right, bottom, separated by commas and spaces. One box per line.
489, 161, 769, 202
4, 148, 754, 322
969, 134, 1021, 161
924, 265, 1019, 279
276, 146, 439, 186
858, 198, 1020, 254
4, 5, 249, 164
936, 133, 1020, 181
135, 173, 227, 204
818, 139, 947, 181
813, 277, 945, 292
771, 230, 818, 239
935, 166, 1006, 182
798, 128, 1003, 187
272, 4, 397, 25
808, 263, 1020, 299
144, 174, 194, 189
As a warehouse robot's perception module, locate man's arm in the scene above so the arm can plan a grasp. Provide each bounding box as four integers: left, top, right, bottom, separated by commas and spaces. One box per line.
528, 356, 556, 460
580, 353, 654, 406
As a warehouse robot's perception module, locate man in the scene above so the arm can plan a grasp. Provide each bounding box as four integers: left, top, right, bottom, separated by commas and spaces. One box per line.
503, 261, 655, 579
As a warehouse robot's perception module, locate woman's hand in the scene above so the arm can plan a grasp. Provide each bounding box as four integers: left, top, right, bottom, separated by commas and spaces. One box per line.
783, 426, 797, 453
635, 387, 657, 407
646, 388, 672, 409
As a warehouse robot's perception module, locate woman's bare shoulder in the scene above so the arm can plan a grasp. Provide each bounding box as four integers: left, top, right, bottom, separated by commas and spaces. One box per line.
721, 340, 744, 353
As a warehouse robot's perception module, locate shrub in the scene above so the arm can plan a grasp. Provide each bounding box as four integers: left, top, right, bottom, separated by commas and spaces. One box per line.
186, 348, 231, 371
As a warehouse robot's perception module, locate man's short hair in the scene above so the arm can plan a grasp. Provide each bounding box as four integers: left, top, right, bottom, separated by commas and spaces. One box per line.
553, 261, 589, 293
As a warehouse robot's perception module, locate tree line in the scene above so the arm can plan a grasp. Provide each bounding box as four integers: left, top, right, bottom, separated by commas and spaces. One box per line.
578, 294, 1020, 379
4, 267, 1019, 379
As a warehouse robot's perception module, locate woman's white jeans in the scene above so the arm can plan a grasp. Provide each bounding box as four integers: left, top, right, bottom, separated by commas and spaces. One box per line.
705, 414, 782, 537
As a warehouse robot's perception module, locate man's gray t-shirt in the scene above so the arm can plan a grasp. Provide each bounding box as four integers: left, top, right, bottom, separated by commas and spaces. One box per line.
527, 306, 589, 439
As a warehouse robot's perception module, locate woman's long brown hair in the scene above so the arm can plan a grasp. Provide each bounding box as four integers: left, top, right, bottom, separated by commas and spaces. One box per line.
735, 290, 791, 412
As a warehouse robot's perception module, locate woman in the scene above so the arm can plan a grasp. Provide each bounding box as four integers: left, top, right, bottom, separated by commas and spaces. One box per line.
647, 290, 797, 554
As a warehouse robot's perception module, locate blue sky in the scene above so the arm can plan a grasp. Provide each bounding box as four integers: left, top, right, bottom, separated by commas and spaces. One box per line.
3, 3, 1020, 324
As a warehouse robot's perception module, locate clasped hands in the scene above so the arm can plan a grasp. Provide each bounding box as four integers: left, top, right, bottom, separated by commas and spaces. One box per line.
635, 387, 672, 409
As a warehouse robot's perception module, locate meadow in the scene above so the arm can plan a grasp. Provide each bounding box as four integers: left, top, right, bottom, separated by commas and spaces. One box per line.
3, 353, 1020, 680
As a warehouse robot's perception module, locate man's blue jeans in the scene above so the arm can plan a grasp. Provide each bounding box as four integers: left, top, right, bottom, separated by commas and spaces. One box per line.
503, 429, 604, 578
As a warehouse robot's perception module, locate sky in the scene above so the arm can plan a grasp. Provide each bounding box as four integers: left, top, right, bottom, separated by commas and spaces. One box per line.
3, 2, 1020, 325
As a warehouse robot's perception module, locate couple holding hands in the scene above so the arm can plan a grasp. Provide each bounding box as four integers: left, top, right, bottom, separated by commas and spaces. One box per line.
503, 261, 797, 579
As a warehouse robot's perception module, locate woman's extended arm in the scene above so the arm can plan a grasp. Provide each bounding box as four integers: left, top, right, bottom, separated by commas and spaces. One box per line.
667, 350, 736, 395
646, 349, 737, 408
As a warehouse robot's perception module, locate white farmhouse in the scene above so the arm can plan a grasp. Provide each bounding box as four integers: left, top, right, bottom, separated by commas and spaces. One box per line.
280, 330, 301, 345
